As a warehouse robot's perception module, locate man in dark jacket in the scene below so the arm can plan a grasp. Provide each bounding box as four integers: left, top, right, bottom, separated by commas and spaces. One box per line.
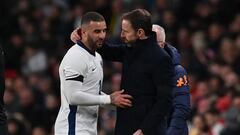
71, 9, 174, 135
164, 45, 190, 135
0, 44, 7, 135
100, 9, 174, 135
153, 25, 191, 135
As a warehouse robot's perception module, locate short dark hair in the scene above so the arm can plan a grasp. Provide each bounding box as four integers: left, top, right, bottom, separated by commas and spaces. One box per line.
81, 12, 105, 26
122, 9, 152, 36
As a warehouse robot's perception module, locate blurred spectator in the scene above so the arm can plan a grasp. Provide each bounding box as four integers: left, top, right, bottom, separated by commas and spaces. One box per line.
189, 114, 209, 135
32, 127, 48, 135
17, 87, 47, 130
221, 91, 240, 135
207, 22, 224, 53
4, 34, 24, 71
21, 45, 47, 75
108, 0, 124, 37
204, 109, 224, 135
7, 117, 28, 135
44, 94, 59, 132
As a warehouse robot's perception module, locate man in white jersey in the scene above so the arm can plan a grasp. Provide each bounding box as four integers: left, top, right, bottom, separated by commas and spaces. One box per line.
54, 12, 132, 135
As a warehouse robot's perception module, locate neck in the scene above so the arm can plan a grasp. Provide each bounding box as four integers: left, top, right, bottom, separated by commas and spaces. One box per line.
139, 35, 148, 40
82, 39, 95, 51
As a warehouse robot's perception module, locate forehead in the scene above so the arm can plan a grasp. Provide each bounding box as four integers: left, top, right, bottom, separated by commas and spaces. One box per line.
88, 21, 106, 29
122, 19, 133, 30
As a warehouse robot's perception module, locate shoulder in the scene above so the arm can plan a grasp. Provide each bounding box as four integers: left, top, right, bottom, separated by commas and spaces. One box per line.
175, 65, 187, 75
61, 45, 88, 72
149, 44, 171, 58
64, 45, 88, 63
153, 47, 172, 65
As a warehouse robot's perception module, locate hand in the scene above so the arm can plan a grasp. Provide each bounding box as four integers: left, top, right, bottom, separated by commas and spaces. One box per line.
110, 90, 133, 108
70, 28, 82, 43
133, 129, 144, 135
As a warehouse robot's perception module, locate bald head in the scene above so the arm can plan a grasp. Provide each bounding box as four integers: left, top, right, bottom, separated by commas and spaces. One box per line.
152, 24, 166, 47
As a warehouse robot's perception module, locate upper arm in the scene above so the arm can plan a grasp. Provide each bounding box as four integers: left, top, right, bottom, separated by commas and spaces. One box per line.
169, 65, 191, 127
174, 65, 190, 96
97, 41, 126, 62
61, 54, 88, 101
63, 60, 87, 82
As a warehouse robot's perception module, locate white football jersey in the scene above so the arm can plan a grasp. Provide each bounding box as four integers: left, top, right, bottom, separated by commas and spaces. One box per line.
54, 43, 111, 135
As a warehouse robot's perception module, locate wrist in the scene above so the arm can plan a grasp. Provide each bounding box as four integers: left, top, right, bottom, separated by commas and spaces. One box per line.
99, 95, 111, 105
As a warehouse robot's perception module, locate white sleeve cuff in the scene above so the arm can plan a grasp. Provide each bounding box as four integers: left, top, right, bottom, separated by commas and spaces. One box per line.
99, 95, 111, 105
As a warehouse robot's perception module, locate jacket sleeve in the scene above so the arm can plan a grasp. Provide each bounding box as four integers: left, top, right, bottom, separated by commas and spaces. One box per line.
140, 51, 174, 134
97, 41, 126, 62
167, 65, 191, 135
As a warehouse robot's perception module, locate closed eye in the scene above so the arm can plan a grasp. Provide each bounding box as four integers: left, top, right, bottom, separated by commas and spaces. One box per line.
94, 29, 101, 33
94, 29, 107, 34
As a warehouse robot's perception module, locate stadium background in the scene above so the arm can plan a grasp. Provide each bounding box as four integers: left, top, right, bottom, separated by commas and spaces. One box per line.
0, 0, 240, 135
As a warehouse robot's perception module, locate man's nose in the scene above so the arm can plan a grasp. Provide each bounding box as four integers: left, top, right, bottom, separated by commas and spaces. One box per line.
99, 31, 106, 39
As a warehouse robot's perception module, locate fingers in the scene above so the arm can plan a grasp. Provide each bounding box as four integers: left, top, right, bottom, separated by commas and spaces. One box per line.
121, 94, 133, 99
113, 97, 132, 108
123, 98, 132, 104
121, 100, 132, 107
118, 97, 132, 108
111, 89, 134, 108
73, 31, 81, 40
118, 89, 124, 94
118, 102, 132, 108
70, 29, 82, 43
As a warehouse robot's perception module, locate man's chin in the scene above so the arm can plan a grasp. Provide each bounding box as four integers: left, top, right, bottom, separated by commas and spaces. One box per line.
97, 44, 103, 48
123, 39, 136, 44
123, 40, 130, 44
125, 41, 135, 45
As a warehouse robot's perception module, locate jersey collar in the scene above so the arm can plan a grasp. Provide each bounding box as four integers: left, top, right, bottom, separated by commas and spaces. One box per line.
77, 41, 96, 56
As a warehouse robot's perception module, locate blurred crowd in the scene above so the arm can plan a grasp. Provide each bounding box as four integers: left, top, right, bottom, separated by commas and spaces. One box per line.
0, 0, 240, 135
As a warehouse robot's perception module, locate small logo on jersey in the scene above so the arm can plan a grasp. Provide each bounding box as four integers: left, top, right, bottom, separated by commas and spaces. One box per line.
92, 67, 96, 71
176, 75, 188, 87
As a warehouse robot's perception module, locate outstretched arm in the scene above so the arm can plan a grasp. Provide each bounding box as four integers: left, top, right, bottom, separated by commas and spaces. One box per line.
70, 28, 127, 62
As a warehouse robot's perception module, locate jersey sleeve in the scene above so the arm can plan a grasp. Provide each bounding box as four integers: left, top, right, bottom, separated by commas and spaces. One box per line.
99, 91, 116, 110
62, 55, 111, 106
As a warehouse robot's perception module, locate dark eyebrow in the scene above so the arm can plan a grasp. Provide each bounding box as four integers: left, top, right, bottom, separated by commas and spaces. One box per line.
94, 28, 107, 33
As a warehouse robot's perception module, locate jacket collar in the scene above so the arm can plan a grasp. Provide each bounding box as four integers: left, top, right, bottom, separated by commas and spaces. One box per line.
133, 32, 157, 47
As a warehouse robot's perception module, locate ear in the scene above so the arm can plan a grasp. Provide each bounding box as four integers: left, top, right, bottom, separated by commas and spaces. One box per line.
137, 28, 145, 38
81, 28, 87, 38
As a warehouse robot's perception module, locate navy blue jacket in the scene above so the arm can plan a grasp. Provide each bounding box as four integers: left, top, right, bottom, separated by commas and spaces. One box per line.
164, 44, 191, 135
98, 33, 174, 135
